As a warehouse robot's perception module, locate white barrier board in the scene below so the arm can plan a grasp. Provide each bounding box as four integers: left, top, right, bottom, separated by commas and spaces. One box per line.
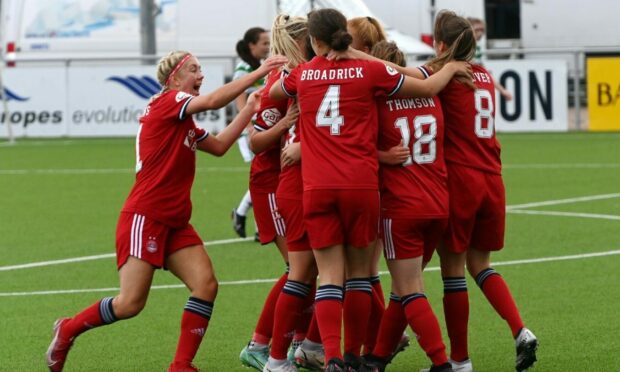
485, 60, 568, 132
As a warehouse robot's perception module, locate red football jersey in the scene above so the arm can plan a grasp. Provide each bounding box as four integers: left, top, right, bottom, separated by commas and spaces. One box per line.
276, 119, 302, 201
282, 56, 404, 190
250, 69, 287, 192
439, 64, 502, 174
378, 95, 449, 219
122, 90, 208, 228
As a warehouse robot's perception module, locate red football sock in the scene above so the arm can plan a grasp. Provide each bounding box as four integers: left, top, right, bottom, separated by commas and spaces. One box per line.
443, 277, 469, 362
363, 282, 386, 355
64, 297, 117, 338
270, 281, 311, 360
372, 294, 407, 359
294, 283, 316, 340
172, 297, 213, 364
306, 312, 321, 344
253, 272, 288, 344
477, 268, 524, 337
343, 279, 373, 356
402, 293, 448, 367
315, 285, 344, 362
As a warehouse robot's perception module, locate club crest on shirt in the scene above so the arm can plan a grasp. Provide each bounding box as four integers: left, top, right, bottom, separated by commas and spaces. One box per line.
146, 237, 158, 253
176, 91, 193, 102
385, 64, 399, 76
261, 108, 282, 127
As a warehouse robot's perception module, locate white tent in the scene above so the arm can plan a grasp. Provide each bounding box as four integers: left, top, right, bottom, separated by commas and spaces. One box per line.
277, 0, 434, 56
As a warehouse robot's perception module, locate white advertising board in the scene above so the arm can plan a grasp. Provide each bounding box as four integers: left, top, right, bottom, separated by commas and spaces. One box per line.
0, 67, 67, 137
66, 63, 225, 137
485, 60, 568, 132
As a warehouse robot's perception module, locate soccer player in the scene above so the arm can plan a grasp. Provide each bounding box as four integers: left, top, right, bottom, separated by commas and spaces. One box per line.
345, 16, 394, 358
270, 8, 471, 372
359, 40, 452, 372
237, 21, 300, 372
231, 27, 271, 239
430, 10, 538, 372
45, 50, 287, 372
251, 14, 325, 372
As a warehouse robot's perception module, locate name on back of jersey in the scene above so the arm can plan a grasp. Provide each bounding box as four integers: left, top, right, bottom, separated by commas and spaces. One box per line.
301, 67, 364, 81
385, 97, 436, 112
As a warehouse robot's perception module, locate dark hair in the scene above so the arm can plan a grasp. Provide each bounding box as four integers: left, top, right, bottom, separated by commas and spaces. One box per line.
307, 8, 352, 52
428, 11, 476, 70
236, 27, 267, 70
371, 41, 406, 67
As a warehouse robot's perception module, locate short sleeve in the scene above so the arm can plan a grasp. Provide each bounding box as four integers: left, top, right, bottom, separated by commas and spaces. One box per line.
281, 66, 300, 98
160, 90, 195, 121
254, 94, 285, 132
193, 125, 209, 142
369, 61, 405, 97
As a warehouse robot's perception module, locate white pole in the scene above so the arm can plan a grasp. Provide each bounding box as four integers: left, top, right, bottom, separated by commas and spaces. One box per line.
0, 1, 14, 144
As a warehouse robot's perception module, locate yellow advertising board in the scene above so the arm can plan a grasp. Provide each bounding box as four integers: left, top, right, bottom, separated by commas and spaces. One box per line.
587, 57, 620, 131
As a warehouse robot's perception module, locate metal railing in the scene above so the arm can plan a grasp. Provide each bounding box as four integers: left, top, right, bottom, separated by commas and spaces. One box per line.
8, 46, 620, 131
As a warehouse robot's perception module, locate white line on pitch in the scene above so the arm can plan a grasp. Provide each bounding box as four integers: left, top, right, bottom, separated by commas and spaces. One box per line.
506, 193, 620, 210
0, 237, 253, 272
0, 167, 248, 175
2, 249, 619, 297
508, 209, 620, 221
503, 163, 620, 169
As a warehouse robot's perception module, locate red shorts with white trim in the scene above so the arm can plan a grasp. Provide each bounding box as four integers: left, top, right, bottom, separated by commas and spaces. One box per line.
381, 217, 448, 262
250, 190, 286, 245
443, 163, 506, 253
115, 212, 203, 270
303, 189, 379, 250
277, 196, 311, 252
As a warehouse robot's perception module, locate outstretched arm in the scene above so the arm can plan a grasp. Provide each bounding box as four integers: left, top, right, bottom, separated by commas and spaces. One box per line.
397, 61, 473, 98
197, 91, 262, 156
186, 55, 287, 115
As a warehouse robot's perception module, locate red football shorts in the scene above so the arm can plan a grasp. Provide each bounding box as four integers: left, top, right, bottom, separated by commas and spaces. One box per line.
381, 217, 448, 262
277, 196, 311, 252
250, 190, 286, 245
303, 189, 379, 250
115, 212, 203, 270
443, 163, 506, 253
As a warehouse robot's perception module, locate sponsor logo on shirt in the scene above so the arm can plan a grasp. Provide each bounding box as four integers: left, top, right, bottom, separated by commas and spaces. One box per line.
176, 91, 193, 102
261, 108, 282, 127
385, 64, 399, 76
184, 128, 198, 151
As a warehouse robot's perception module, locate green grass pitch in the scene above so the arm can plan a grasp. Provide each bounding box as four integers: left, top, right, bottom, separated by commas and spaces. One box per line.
1, 132, 619, 371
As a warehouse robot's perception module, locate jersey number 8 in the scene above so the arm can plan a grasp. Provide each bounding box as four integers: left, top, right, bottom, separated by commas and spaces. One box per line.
474, 89, 494, 138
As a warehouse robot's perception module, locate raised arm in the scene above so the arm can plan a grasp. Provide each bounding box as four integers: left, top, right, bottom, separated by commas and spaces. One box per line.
397, 61, 472, 98
186, 55, 287, 115
269, 78, 289, 101
329, 47, 426, 79
197, 90, 262, 156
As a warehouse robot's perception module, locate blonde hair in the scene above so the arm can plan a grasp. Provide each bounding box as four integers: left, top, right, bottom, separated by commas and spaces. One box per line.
271, 14, 308, 68
371, 41, 406, 67
156, 50, 191, 88
347, 16, 387, 51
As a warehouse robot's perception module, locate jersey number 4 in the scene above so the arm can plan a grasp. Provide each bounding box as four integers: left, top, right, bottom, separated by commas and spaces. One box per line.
316, 85, 344, 135
395, 115, 437, 166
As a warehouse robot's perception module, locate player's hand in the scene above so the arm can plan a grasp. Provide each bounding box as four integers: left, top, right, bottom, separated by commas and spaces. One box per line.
281, 142, 301, 167
500, 90, 513, 101
327, 46, 359, 61
282, 102, 299, 129
381, 141, 410, 165
258, 55, 288, 76
245, 89, 262, 112
448, 61, 473, 80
